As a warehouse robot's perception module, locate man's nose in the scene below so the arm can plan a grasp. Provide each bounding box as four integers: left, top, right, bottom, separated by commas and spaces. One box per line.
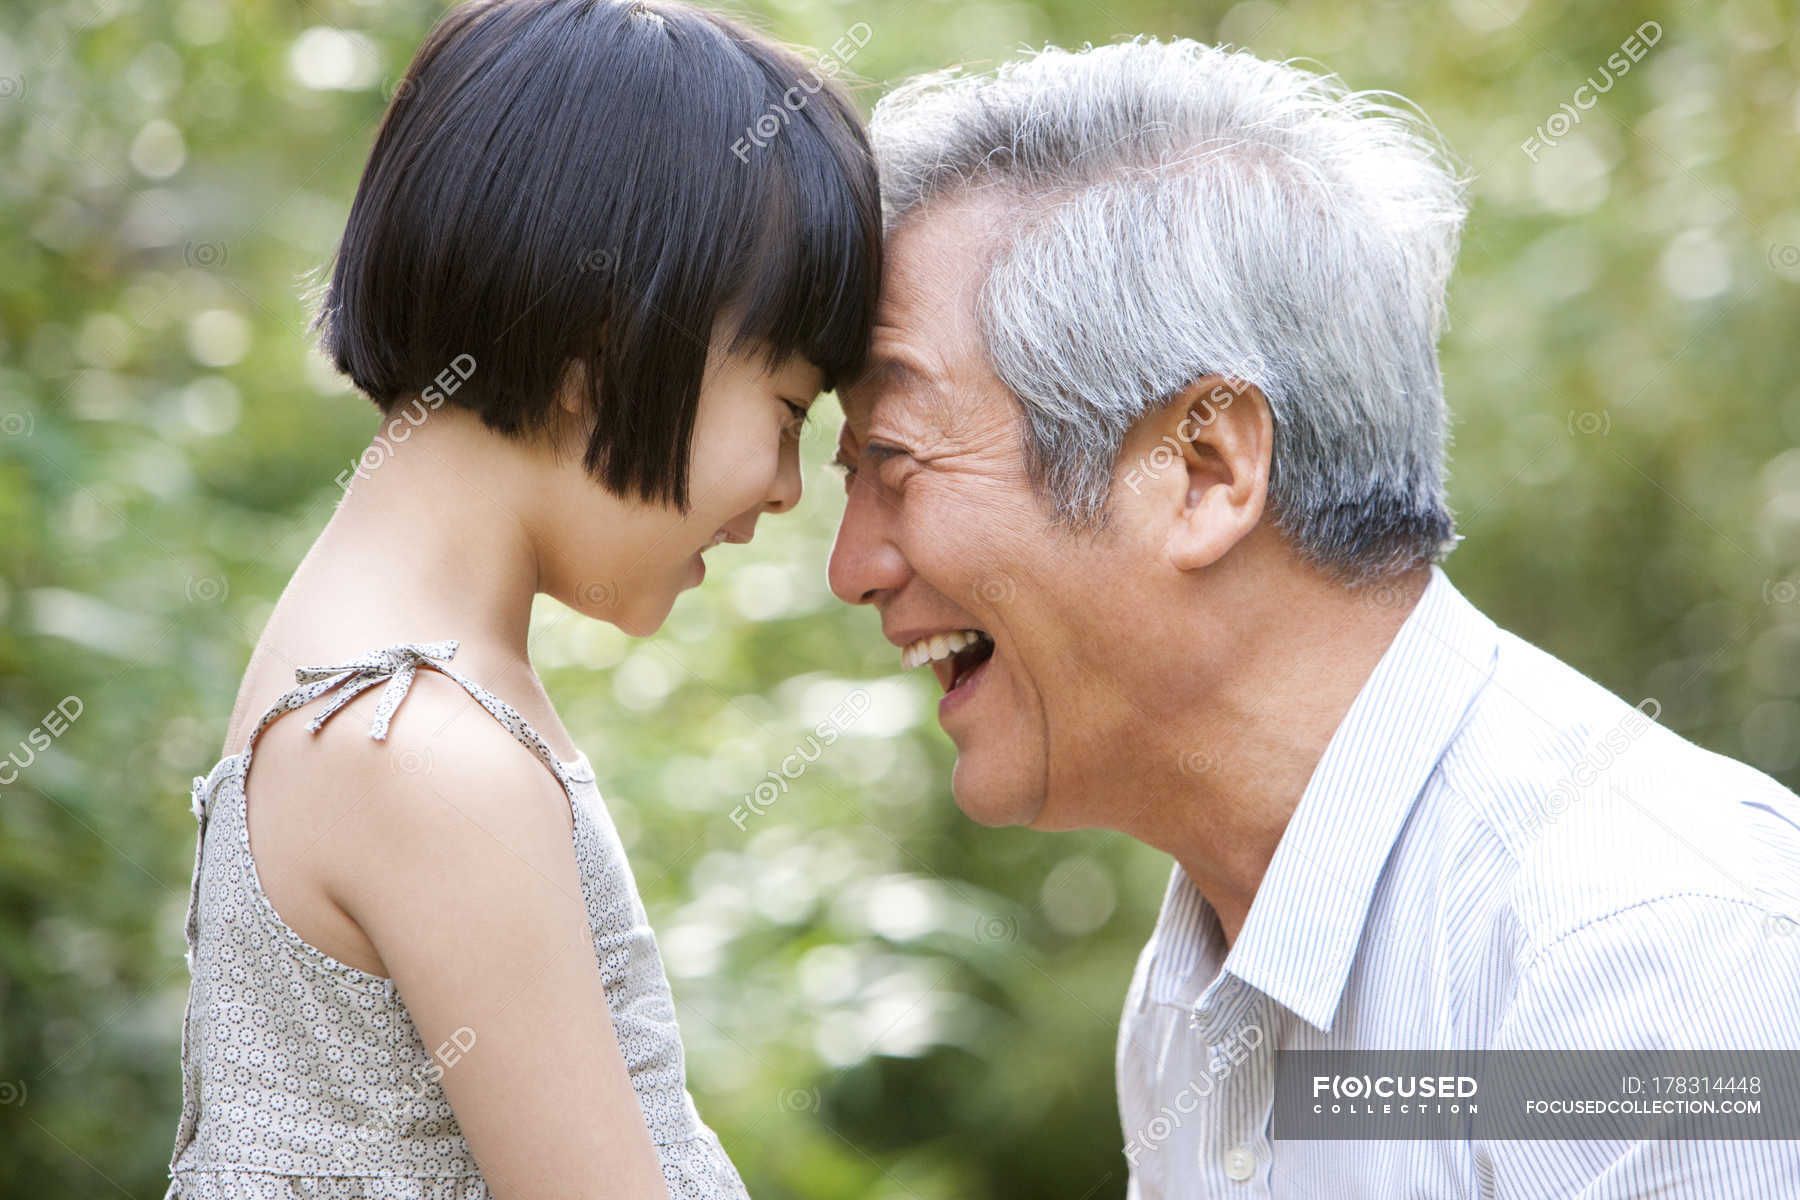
828, 484, 909, 606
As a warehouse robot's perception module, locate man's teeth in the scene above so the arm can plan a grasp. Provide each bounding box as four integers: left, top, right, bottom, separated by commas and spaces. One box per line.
901, 630, 989, 669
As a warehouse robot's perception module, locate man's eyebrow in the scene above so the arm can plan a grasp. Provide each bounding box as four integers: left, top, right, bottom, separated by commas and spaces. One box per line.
852, 353, 945, 403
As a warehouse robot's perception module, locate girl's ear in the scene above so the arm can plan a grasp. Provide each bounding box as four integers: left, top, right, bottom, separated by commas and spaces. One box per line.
555, 356, 590, 418
544, 356, 600, 467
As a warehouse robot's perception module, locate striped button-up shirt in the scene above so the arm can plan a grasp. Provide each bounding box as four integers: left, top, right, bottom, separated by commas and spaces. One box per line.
1116, 565, 1800, 1198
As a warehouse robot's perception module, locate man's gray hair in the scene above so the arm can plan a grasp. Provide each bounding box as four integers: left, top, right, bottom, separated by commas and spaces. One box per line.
869, 38, 1471, 580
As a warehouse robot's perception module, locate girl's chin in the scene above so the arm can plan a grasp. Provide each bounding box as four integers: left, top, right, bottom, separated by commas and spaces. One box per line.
607, 586, 678, 638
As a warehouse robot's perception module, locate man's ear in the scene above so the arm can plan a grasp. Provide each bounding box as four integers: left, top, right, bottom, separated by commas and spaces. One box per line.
1116, 375, 1273, 572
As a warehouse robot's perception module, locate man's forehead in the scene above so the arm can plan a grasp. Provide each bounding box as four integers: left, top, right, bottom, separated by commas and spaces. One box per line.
842, 353, 936, 417
839, 345, 967, 439
879, 202, 1006, 315
838, 197, 1012, 434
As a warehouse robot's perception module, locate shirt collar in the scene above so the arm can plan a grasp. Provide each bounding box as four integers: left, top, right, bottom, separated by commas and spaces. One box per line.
1142, 565, 1501, 1031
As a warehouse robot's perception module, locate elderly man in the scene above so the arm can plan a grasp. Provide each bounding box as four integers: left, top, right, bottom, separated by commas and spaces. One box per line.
826, 39, 1800, 1199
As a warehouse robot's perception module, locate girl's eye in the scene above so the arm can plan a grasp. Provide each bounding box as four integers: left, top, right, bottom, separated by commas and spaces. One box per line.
782, 400, 809, 436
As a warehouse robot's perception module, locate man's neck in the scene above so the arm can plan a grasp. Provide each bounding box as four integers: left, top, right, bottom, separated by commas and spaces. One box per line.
1128, 566, 1432, 950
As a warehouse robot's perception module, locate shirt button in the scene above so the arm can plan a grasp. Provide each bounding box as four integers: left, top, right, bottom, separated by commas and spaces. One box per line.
1223, 1147, 1257, 1181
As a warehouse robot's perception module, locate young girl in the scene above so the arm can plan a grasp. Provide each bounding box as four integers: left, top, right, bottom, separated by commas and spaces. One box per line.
166, 1, 878, 1196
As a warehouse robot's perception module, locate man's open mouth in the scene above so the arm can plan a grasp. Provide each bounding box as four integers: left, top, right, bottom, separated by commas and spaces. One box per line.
902, 629, 996, 694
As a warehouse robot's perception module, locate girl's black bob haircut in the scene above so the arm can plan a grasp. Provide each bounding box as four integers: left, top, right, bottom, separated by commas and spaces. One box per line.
309, 0, 881, 511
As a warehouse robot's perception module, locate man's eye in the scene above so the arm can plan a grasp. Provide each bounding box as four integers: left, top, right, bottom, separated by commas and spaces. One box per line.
861, 441, 905, 468
831, 441, 903, 488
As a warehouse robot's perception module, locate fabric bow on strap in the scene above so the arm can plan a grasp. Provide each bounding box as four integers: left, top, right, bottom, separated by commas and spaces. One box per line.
293, 639, 461, 742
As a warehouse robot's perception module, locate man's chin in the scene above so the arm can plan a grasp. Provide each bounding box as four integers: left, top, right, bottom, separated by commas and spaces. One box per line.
949, 756, 1042, 828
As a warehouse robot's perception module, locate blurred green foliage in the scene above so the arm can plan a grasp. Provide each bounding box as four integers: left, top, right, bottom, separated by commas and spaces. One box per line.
2, 0, 1798, 1196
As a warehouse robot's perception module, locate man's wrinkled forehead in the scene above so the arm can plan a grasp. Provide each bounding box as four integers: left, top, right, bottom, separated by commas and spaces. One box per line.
840, 353, 945, 429
837, 344, 986, 470
839, 199, 1007, 438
